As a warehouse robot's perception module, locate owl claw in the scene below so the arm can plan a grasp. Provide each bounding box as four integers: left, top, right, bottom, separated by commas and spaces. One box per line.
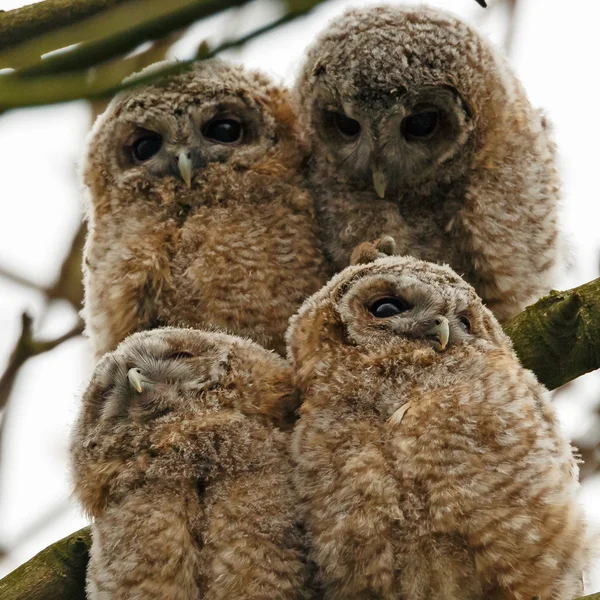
127, 368, 155, 393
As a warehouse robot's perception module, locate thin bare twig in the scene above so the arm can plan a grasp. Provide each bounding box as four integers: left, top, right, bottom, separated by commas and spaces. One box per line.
0, 314, 84, 413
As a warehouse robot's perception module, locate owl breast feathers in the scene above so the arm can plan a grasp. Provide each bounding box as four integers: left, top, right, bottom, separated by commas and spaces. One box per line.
296, 5, 562, 322
287, 255, 588, 600
82, 58, 328, 359
71, 327, 311, 600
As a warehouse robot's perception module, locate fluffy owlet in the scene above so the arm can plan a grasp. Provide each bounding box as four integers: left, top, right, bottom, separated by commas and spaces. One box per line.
296, 5, 562, 321
287, 256, 588, 600
71, 327, 310, 599
83, 59, 328, 358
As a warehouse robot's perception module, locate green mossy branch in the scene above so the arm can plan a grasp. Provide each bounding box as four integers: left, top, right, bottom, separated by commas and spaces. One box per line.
0, 0, 135, 54
0, 528, 90, 600
504, 277, 600, 390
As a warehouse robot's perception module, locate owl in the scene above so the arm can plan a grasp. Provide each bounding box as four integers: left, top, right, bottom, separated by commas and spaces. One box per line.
70, 327, 311, 600
82, 59, 328, 359
295, 5, 562, 322
286, 255, 588, 600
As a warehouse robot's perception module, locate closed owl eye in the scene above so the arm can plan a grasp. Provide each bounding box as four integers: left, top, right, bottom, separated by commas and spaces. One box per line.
401, 110, 439, 139
368, 296, 411, 318
164, 351, 194, 360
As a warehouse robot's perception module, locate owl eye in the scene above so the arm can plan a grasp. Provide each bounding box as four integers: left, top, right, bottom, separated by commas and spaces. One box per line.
333, 111, 361, 139
131, 134, 162, 162
368, 297, 411, 318
203, 118, 243, 144
457, 314, 471, 333
402, 110, 439, 139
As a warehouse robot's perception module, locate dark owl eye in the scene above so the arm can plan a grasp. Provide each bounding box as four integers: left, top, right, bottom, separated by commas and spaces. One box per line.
368, 297, 411, 318
131, 134, 162, 162
457, 314, 471, 333
203, 118, 243, 144
402, 110, 439, 139
333, 111, 361, 139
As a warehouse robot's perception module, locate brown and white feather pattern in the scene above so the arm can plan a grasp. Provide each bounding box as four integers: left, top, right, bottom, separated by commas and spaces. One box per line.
296, 5, 563, 322
83, 59, 328, 359
287, 255, 588, 600
71, 327, 311, 600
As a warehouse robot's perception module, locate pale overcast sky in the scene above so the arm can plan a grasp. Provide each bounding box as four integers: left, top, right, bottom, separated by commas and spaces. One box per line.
1, 0, 599, 589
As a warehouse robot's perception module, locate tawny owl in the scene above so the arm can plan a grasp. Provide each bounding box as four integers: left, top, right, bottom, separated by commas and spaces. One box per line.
296, 5, 562, 321
287, 255, 588, 600
71, 327, 311, 600
82, 59, 328, 359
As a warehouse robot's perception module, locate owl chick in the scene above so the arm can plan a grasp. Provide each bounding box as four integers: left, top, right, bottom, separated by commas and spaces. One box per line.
71, 327, 310, 600
296, 5, 562, 321
83, 59, 328, 359
287, 256, 588, 600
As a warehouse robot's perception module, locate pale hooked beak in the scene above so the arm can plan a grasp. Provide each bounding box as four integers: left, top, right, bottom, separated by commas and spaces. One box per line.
372, 168, 388, 199
178, 151, 192, 188
427, 316, 450, 352
127, 368, 156, 393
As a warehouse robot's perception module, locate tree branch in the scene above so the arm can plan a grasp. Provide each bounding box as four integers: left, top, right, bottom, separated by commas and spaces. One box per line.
0, 7, 319, 110
0, 524, 597, 600
0, 314, 84, 412
0, 0, 136, 54
504, 277, 600, 391
0, 528, 90, 600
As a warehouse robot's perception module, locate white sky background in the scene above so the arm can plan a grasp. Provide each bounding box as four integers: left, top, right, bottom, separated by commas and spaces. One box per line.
1, 0, 599, 588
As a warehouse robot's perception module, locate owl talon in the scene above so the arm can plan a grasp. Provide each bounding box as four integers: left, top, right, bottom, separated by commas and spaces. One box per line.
127, 368, 155, 393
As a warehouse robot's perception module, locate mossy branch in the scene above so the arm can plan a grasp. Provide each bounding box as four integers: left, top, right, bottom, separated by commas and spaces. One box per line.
0, 528, 90, 600
0, 0, 135, 54
504, 277, 600, 390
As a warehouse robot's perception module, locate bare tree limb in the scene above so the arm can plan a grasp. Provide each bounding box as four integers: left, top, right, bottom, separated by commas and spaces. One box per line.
504, 277, 600, 391
0, 314, 84, 413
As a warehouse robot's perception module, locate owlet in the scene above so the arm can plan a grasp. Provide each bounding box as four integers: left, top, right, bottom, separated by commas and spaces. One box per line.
83, 59, 328, 358
71, 327, 310, 599
296, 5, 562, 321
287, 255, 588, 600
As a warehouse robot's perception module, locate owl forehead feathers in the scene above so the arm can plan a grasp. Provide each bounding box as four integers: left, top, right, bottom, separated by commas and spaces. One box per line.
297, 5, 508, 121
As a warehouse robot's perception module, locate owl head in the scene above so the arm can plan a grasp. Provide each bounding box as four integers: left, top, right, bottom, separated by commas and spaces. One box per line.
287, 256, 510, 368
77, 327, 297, 436
84, 59, 299, 209
296, 5, 523, 198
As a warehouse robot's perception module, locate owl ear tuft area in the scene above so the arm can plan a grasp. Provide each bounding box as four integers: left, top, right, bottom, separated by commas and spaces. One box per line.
350, 236, 397, 266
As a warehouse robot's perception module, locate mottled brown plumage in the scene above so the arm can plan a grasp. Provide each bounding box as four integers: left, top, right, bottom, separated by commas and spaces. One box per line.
83, 59, 328, 359
71, 327, 310, 599
287, 255, 588, 600
296, 5, 563, 321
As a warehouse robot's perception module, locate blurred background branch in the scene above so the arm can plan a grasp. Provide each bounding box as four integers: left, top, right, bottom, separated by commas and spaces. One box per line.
0, 0, 329, 111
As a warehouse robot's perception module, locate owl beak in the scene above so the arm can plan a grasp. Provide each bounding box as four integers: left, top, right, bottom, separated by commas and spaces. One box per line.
178, 151, 193, 188
426, 316, 450, 351
372, 168, 388, 199
127, 368, 156, 393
